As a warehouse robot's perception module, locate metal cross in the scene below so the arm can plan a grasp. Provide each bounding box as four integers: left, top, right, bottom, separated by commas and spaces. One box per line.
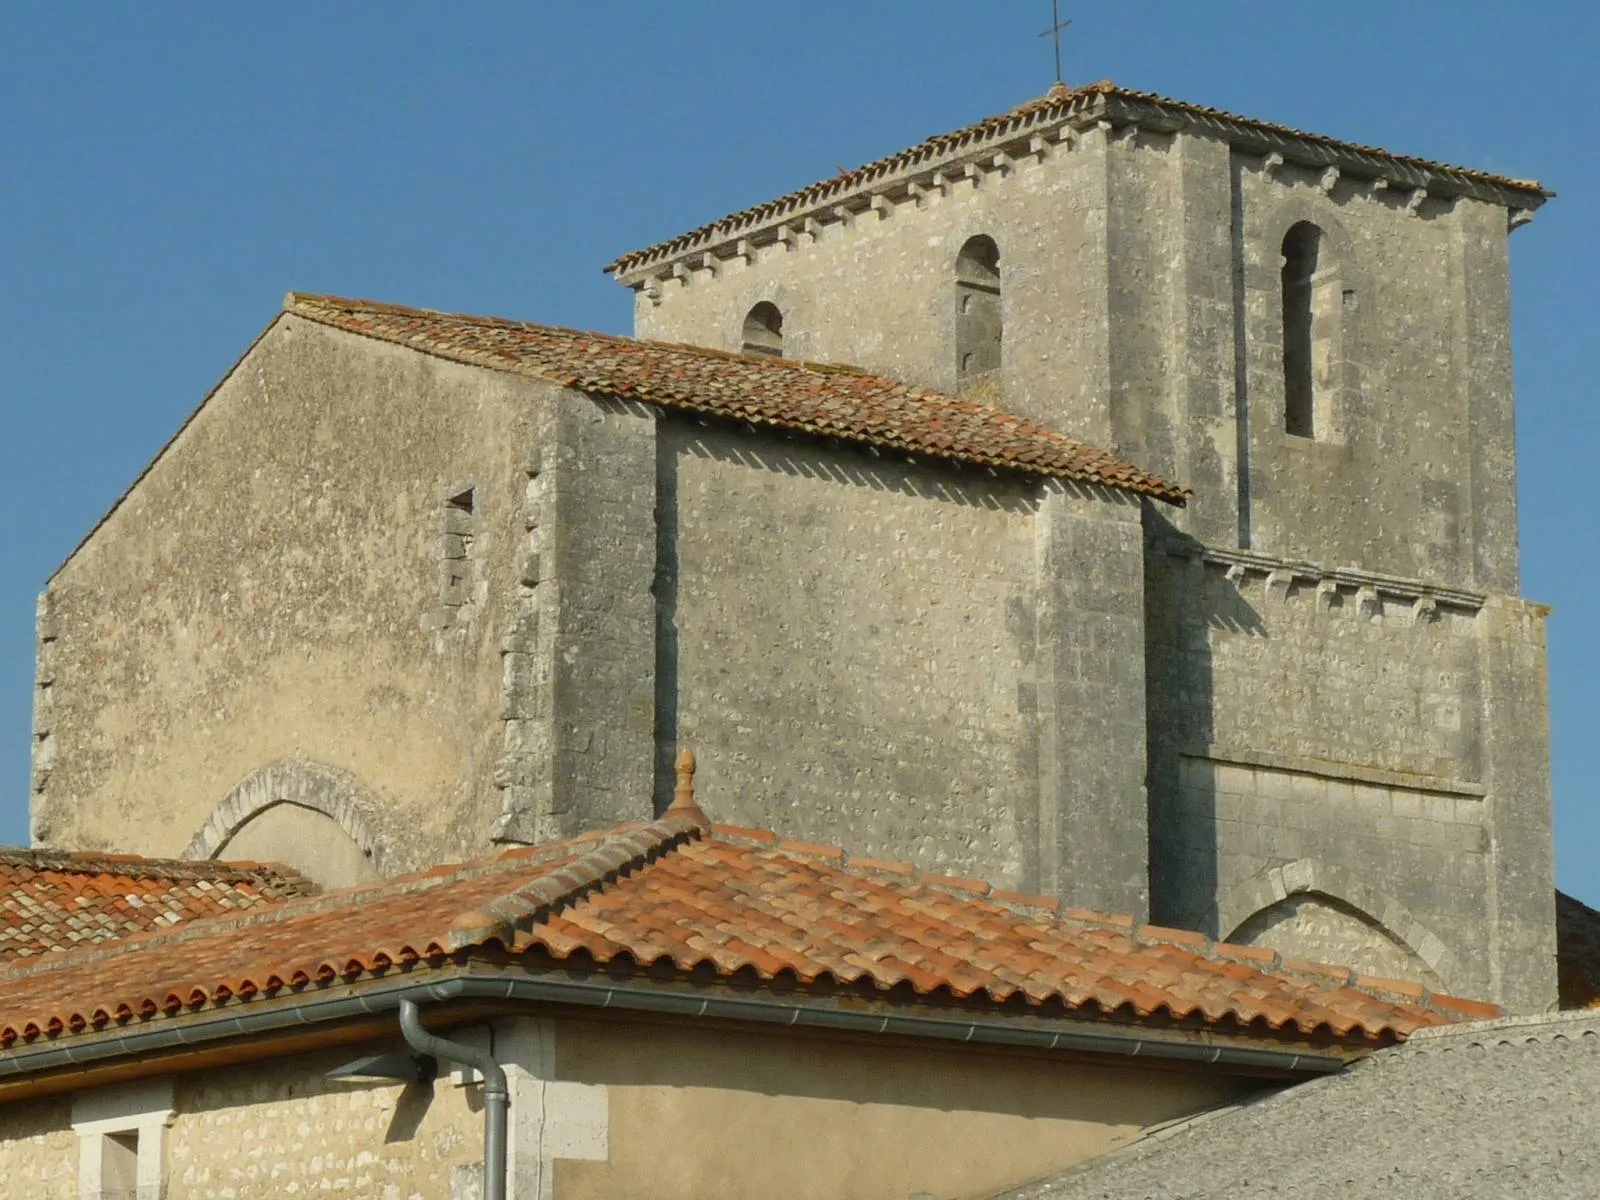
1039, 0, 1071, 86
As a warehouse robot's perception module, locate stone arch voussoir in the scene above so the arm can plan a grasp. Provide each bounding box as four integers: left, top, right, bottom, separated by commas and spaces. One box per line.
1206, 857, 1456, 985
182, 759, 392, 875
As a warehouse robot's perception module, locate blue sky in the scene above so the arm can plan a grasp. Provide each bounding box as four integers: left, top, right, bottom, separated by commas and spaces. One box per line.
1, 3, 1594, 902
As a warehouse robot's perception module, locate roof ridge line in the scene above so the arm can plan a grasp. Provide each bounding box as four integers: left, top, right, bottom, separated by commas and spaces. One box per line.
443, 816, 706, 952
281, 293, 1189, 503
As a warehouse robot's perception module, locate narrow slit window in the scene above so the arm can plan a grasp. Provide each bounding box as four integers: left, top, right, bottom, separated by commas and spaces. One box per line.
742, 302, 784, 356
1281, 222, 1321, 438
956, 235, 1001, 392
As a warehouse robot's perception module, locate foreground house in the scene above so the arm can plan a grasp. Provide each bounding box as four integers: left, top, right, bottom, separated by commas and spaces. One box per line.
0, 780, 1492, 1199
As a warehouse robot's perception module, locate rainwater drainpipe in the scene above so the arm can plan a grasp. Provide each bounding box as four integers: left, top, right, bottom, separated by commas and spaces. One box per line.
399, 998, 509, 1200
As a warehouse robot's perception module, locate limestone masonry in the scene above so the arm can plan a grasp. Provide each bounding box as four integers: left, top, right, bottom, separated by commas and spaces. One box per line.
30, 81, 1557, 1011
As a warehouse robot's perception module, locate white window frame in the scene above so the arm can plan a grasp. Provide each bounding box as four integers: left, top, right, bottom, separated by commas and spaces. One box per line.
71, 1078, 174, 1200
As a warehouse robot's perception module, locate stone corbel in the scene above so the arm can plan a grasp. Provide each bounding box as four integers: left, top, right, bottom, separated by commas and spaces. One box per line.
776, 224, 798, 251
1509, 207, 1535, 231
1404, 187, 1428, 216
870, 193, 893, 220
930, 170, 954, 197
1266, 570, 1294, 604
695, 250, 719, 278
1027, 133, 1051, 160
1356, 585, 1382, 619
1409, 594, 1439, 626
1315, 579, 1340, 613
831, 203, 855, 229
1260, 151, 1284, 177
1225, 562, 1249, 588
962, 162, 984, 189
733, 237, 754, 266
990, 149, 1015, 174
1318, 166, 1340, 195
802, 216, 823, 242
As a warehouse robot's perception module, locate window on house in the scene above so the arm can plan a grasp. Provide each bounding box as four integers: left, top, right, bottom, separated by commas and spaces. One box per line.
1281, 222, 1321, 438
741, 302, 784, 356
72, 1078, 174, 1200
956, 235, 1002, 391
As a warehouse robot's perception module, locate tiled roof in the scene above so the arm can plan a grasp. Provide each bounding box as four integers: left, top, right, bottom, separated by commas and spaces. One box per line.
0, 814, 1492, 1053
0, 848, 316, 961
1556, 890, 1600, 1009
999, 1009, 1600, 1200
606, 80, 1549, 279
284, 293, 1186, 502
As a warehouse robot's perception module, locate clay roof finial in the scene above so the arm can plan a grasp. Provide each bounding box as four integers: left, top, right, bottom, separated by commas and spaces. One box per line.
668, 746, 709, 826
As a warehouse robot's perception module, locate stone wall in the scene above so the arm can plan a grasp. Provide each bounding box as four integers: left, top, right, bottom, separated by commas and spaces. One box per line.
634, 130, 1116, 447
660, 419, 1149, 905
33, 316, 543, 873
1145, 542, 1555, 1007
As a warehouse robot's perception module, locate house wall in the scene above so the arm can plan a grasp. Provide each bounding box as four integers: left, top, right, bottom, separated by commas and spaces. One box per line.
0, 1045, 482, 1200
31, 316, 546, 877
551, 1018, 1249, 1200
0, 1015, 1261, 1200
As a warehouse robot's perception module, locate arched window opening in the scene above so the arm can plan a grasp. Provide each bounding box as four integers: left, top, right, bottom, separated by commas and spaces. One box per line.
742, 302, 784, 357
1281, 222, 1322, 438
956, 235, 1002, 392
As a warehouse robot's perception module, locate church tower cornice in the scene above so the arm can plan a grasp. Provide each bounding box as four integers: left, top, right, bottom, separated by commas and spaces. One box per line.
605, 81, 1550, 290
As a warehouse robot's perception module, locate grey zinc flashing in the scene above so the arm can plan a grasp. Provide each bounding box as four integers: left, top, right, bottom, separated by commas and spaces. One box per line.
991, 1010, 1600, 1200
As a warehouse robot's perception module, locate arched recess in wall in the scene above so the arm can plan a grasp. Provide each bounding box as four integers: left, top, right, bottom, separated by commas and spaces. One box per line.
182, 759, 390, 888
1263, 202, 1361, 445
1210, 857, 1452, 989
1280, 222, 1322, 437
741, 302, 784, 357
955, 234, 1002, 394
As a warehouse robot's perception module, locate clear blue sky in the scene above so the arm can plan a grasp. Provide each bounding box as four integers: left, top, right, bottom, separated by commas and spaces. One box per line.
1, 3, 1594, 902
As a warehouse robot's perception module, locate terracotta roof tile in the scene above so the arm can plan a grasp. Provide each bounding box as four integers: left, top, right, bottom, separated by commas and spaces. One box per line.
284, 293, 1186, 503
0, 820, 1492, 1057
0, 848, 315, 961
606, 80, 1548, 278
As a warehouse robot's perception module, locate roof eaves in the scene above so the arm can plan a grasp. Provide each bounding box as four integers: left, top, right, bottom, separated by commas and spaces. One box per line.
0, 957, 1354, 1092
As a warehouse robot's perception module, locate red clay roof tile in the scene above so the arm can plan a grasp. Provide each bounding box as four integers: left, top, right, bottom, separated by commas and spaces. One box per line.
284, 293, 1187, 503
0, 848, 314, 962
0, 819, 1492, 1057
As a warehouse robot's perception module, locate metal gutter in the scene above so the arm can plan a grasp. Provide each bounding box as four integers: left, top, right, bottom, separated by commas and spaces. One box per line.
0, 968, 1353, 1081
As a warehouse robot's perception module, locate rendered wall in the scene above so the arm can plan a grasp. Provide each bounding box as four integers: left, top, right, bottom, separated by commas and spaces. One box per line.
32, 317, 544, 874
551, 1018, 1249, 1200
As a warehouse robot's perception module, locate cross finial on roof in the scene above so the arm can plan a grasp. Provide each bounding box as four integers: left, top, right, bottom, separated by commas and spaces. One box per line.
1039, 1, 1071, 86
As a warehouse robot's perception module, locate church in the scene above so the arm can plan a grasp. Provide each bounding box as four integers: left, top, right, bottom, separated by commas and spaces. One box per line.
2, 79, 1596, 1199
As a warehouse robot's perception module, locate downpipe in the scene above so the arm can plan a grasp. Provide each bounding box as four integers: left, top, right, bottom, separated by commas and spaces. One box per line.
399, 998, 509, 1200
